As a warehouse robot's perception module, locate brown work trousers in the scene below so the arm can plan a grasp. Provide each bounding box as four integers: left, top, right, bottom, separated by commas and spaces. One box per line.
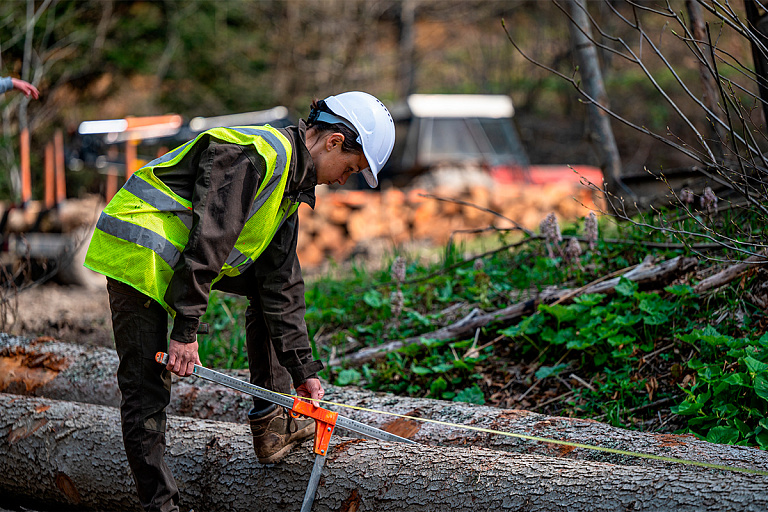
108, 278, 290, 512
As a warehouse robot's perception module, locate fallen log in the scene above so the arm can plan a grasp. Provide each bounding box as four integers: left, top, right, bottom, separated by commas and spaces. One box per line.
694, 250, 768, 293
2, 393, 767, 512
331, 255, 696, 367
0, 334, 253, 421
4, 336, 768, 473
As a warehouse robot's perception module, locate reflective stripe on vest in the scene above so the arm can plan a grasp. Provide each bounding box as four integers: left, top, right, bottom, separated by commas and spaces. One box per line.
84, 125, 294, 316
96, 213, 182, 269
222, 196, 300, 274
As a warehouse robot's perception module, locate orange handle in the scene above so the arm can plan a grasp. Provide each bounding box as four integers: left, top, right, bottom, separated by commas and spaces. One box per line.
291, 397, 337, 456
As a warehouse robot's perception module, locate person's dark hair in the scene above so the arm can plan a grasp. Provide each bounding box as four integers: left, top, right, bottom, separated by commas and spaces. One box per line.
307, 99, 363, 154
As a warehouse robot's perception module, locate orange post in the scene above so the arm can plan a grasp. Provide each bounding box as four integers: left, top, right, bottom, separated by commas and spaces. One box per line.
125, 139, 138, 179
106, 171, 118, 203
106, 145, 119, 203
44, 142, 55, 209
54, 130, 66, 205
20, 128, 31, 205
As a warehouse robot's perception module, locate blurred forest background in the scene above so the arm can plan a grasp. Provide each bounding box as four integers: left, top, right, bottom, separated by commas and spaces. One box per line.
2, 0, 758, 201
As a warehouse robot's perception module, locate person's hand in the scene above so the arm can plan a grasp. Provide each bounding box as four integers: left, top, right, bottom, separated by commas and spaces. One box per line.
11, 78, 39, 99
296, 378, 325, 406
166, 338, 201, 377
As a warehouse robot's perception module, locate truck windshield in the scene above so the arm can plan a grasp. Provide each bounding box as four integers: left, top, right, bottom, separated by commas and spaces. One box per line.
418, 117, 526, 166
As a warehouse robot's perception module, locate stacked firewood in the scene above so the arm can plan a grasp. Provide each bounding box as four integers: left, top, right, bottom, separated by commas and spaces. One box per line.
0, 183, 602, 270
297, 182, 603, 267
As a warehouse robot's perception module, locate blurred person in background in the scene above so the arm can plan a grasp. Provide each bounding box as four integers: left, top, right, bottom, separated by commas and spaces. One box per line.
0, 76, 40, 99
84, 91, 394, 512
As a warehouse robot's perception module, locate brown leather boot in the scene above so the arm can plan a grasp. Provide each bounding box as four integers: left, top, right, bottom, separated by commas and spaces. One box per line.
249, 405, 315, 464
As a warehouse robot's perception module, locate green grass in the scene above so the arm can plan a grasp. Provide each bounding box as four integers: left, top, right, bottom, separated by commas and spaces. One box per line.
198, 292, 248, 369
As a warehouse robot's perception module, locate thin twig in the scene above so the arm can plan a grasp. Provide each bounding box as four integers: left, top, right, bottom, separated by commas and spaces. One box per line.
464, 334, 504, 360
549, 263, 640, 306
595, 395, 682, 421
569, 373, 596, 392
418, 193, 535, 237
637, 342, 677, 374
366, 235, 715, 295
514, 351, 572, 403
531, 390, 576, 411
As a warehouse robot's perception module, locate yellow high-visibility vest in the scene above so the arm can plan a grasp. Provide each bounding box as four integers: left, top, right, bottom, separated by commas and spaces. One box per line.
84, 126, 299, 316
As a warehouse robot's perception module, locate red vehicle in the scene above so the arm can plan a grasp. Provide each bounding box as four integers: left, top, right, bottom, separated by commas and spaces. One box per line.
372, 94, 602, 190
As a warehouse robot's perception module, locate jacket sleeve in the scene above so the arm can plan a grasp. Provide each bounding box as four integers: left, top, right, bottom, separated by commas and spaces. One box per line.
165, 141, 264, 343
252, 212, 324, 385
0, 77, 13, 94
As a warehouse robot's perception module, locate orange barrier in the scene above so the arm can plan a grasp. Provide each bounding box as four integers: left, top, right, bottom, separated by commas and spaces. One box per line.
55, 130, 66, 205
45, 142, 55, 209
20, 128, 31, 204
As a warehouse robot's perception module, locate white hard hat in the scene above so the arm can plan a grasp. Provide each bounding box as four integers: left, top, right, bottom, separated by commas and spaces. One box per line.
322, 92, 395, 188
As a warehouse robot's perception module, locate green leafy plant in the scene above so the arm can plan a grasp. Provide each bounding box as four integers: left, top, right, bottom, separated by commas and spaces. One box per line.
499, 278, 698, 427
672, 329, 768, 447
342, 336, 492, 403
198, 291, 249, 369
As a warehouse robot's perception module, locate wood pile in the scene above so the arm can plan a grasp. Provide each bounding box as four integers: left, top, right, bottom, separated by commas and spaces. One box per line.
0, 182, 602, 270
297, 182, 603, 267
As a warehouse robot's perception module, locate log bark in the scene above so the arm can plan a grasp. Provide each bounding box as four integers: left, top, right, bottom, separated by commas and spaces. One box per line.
2, 393, 767, 512
4, 336, 768, 473
331, 255, 696, 367
0, 334, 254, 422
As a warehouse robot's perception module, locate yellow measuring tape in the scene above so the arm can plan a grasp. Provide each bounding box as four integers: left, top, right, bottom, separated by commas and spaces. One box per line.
277, 391, 768, 477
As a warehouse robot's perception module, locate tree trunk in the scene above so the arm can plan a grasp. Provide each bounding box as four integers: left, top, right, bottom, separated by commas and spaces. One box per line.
4, 335, 768, 473
685, 0, 726, 160
398, 0, 417, 98
566, 0, 625, 198
0, 334, 253, 422
744, 0, 768, 127
2, 393, 767, 512
330, 255, 695, 367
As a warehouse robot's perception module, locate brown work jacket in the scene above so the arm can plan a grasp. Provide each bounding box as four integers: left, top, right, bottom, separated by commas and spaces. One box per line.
160, 120, 322, 384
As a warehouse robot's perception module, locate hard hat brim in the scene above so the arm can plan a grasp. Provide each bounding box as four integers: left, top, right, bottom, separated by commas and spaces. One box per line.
361, 168, 378, 188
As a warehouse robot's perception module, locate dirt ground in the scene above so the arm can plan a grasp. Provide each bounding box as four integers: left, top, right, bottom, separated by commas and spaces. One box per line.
1, 242, 404, 349
4, 276, 114, 348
